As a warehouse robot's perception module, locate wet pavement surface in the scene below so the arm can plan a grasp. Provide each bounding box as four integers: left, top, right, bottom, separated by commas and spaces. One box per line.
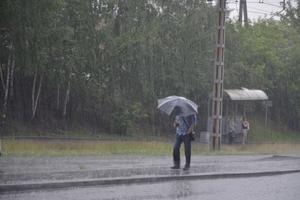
0, 154, 300, 199
0, 154, 300, 186
2, 172, 300, 200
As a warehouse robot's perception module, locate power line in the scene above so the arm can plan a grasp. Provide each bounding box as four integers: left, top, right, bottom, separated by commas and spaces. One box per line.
245, 0, 283, 3
245, 1, 276, 3
261, 2, 283, 8
248, 10, 270, 14
247, 6, 272, 12
226, 0, 286, 20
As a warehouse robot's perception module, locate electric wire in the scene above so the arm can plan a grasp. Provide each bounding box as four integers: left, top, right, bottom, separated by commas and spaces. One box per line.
247, 6, 274, 12
261, 2, 283, 8
224, 0, 285, 19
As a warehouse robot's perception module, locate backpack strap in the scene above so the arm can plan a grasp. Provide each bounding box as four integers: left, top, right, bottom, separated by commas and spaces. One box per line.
182, 116, 194, 133
182, 117, 189, 128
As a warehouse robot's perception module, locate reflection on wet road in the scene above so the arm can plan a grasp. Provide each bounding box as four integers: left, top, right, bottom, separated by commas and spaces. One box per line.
2, 172, 300, 200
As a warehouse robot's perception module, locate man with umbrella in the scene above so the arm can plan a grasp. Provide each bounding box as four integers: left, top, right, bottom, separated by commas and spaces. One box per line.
157, 96, 198, 170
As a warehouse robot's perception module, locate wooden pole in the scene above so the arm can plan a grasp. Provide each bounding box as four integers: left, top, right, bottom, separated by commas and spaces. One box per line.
210, 0, 226, 150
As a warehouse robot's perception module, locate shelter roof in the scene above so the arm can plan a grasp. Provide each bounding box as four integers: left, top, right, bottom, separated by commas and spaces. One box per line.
224, 88, 268, 101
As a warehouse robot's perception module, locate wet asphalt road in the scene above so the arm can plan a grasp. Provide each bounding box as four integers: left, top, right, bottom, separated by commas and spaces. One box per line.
1, 155, 300, 185
1, 155, 300, 199
1, 172, 300, 200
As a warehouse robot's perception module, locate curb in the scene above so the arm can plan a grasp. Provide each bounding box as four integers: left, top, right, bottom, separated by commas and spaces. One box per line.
1, 169, 300, 193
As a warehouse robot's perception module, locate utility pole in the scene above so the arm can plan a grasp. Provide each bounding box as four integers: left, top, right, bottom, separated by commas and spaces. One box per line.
239, 0, 248, 26
279, 0, 286, 12
210, 0, 226, 150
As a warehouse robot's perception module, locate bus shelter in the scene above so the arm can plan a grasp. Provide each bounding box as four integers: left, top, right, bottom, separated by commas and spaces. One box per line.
203, 88, 269, 144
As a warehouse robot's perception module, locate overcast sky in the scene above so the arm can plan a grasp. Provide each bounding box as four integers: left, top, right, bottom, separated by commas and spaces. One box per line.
225, 0, 297, 21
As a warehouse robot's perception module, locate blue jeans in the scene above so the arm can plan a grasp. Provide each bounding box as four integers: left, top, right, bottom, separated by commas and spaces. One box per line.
173, 134, 191, 167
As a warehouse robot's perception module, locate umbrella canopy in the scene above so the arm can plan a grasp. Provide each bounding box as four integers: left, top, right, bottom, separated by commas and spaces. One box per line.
157, 95, 198, 116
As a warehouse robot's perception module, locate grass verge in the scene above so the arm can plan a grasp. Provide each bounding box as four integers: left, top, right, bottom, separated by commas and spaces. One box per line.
1, 139, 300, 156
1, 139, 172, 156
249, 117, 300, 143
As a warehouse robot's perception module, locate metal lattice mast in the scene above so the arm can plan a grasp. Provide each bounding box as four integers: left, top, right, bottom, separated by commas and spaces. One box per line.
211, 0, 226, 150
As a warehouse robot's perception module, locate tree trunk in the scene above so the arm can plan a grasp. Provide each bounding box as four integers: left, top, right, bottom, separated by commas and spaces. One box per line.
31, 70, 43, 121
9, 57, 15, 98
3, 56, 11, 115
56, 83, 60, 111
1, 54, 13, 127
0, 64, 5, 92
31, 70, 37, 119
62, 73, 71, 118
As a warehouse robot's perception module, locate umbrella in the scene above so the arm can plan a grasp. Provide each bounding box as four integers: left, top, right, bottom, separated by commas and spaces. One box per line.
157, 95, 198, 116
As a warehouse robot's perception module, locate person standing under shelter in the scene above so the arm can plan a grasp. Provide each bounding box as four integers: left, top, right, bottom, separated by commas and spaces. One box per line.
171, 112, 197, 170
241, 116, 250, 145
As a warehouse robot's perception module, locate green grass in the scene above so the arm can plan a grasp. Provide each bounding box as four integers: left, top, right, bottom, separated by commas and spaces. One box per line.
1, 139, 300, 156
4, 126, 169, 142
248, 117, 300, 143
1, 139, 172, 156
1, 117, 300, 156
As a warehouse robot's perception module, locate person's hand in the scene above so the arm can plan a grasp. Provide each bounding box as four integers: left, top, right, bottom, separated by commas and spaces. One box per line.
173, 122, 179, 128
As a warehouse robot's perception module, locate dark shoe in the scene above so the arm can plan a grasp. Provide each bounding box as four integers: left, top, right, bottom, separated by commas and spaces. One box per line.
170, 165, 180, 169
183, 165, 190, 171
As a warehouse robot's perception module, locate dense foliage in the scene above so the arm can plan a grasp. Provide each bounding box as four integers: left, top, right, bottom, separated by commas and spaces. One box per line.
0, 0, 299, 135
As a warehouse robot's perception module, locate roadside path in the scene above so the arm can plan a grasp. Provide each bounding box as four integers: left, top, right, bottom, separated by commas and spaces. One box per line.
1, 155, 300, 193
